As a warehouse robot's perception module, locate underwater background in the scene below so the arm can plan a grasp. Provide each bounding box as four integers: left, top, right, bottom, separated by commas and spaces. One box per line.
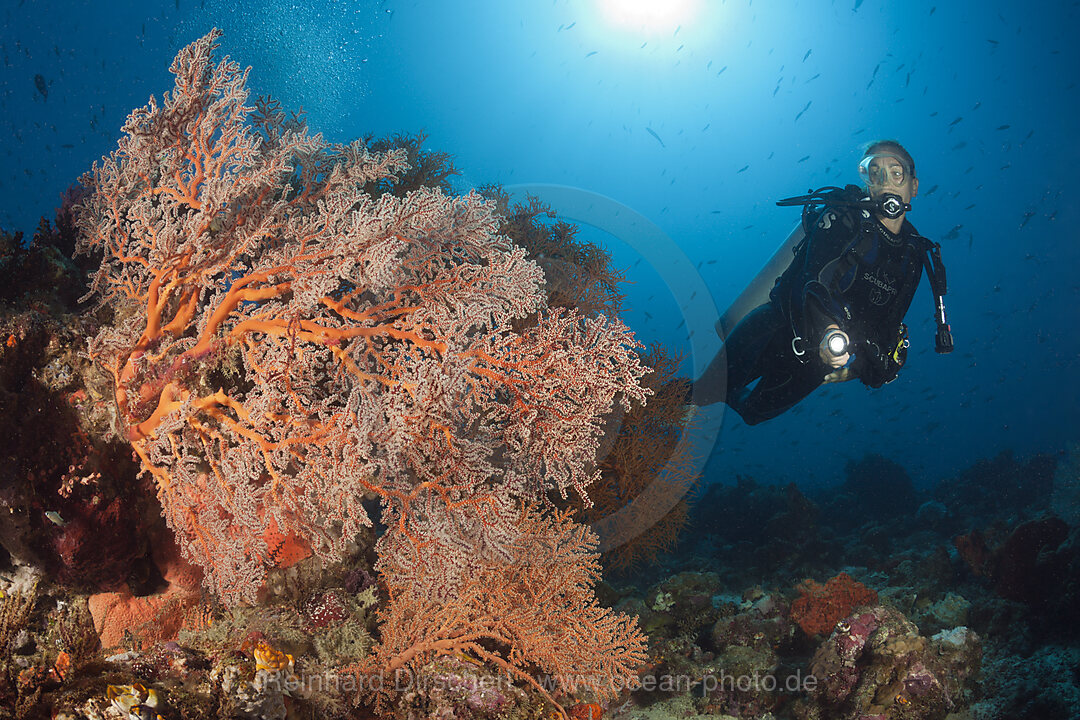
2, 1, 1080, 719
3, 0, 1079, 489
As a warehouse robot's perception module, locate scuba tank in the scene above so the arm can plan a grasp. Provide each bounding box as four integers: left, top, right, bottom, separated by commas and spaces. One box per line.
715, 222, 806, 341
716, 186, 875, 340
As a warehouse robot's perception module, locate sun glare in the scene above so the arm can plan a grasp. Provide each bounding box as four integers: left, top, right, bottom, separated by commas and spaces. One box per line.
597, 0, 701, 33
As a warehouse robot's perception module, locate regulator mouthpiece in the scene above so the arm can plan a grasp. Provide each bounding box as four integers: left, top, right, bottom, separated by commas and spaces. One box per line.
878, 193, 910, 219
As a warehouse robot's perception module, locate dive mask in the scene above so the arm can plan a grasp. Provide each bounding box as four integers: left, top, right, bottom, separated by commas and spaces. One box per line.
858, 153, 911, 189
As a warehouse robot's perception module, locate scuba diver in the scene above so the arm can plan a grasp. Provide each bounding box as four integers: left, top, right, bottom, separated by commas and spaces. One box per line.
690, 140, 953, 425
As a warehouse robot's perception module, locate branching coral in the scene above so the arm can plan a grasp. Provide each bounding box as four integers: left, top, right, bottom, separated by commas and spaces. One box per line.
73, 29, 652, 716
76, 30, 652, 606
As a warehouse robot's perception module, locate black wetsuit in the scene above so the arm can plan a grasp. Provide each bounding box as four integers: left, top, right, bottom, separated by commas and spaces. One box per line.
695, 204, 928, 425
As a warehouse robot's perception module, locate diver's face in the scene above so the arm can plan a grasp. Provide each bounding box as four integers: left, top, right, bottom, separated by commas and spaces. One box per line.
861, 154, 918, 204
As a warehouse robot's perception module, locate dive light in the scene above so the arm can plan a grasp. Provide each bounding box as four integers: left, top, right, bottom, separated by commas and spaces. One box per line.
824, 329, 850, 357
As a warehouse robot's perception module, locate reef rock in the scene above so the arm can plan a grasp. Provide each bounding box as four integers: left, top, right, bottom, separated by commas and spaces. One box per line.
793, 605, 981, 720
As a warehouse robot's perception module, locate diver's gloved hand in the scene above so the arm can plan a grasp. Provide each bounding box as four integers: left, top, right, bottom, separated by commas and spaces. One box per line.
818, 324, 851, 368
823, 366, 856, 384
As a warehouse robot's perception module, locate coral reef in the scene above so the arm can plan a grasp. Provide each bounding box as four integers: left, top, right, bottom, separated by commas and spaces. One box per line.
367, 508, 647, 713
0, 29, 668, 720
790, 573, 878, 638
485, 188, 700, 575
76, 29, 651, 612
583, 346, 700, 573
835, 453, 920, 520
794, 605, 980, 720
1051, 441, 1080, 526
933, 450, 1056, 527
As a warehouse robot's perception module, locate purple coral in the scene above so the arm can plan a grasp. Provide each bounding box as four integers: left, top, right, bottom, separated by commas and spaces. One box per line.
834, 611, 878, 662
798, 605, 977, 720
902, 663, 938, 697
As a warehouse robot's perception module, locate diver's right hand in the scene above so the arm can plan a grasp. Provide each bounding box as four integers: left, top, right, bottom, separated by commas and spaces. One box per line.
818, 325, 851, 368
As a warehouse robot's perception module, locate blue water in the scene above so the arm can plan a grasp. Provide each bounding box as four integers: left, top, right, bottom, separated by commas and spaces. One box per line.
3, 0, 1078, 491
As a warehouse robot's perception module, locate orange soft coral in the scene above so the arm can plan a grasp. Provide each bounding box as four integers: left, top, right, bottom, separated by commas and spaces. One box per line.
790, 572, 878, 637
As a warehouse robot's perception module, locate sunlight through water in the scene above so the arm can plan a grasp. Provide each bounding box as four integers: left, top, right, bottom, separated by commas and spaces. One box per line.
597, 0, 702, 35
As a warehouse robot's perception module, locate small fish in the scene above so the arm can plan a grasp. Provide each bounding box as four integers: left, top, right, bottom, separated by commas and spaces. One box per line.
1019, 210, 1036, 229
717, 65, 727, 75
948, 116, 963, 126
736, 164, 749, 173
585, 51, 597, 58
853, 0, 864, 10
646, 127, 665, 147
794, 100, 811, 121
797, 155, 810, 163
803, 49, 812, 61
565, 21, 576, 29
942, 224, 963, 240
34, 73, 47, 100
806, 73, 820, 83
924, 184, 938, 196
702, 123, 710, 131
997, 124, 1010, 130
